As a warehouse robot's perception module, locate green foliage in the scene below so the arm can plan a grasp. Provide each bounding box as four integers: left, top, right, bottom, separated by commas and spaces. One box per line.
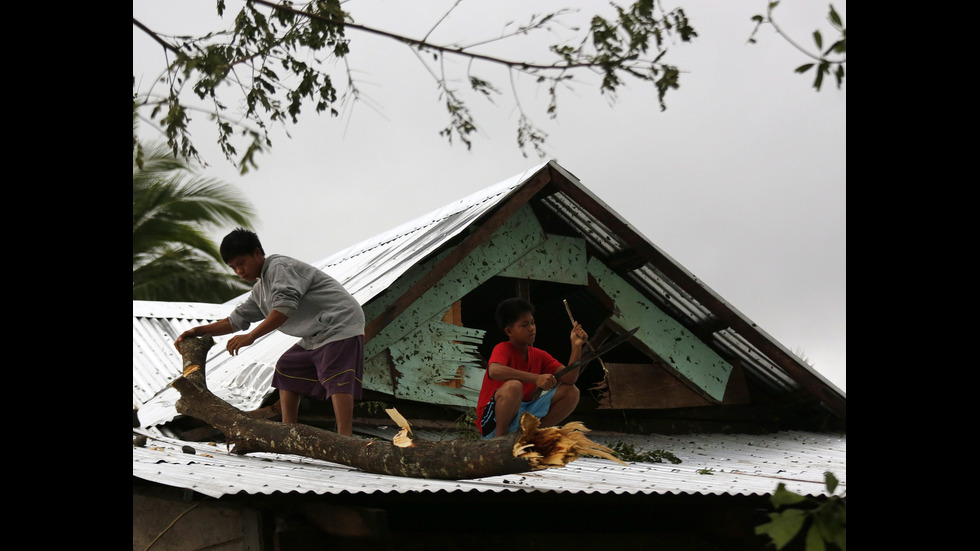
608, 441, 682, 464
749, 2, 845, 91
586, 0, 695, 109
355, 401, 391, 415
134, 1, 697, 171
133, 103, 258, 302
696, 467, 715, 475
454, 408, 477, 428
755, 472, 846, 550
450, 409, 481, 440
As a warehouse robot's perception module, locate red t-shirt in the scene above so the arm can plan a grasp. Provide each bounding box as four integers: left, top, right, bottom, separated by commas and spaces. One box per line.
474, 341, 563, 432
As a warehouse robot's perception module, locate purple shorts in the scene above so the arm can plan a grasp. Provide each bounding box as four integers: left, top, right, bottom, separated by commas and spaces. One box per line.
272, 335, 365, 401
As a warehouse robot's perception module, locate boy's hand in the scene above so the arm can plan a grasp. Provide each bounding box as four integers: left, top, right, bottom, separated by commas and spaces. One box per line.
535, 373, 559, 390
226, 333, 256, 356
174, 327, 201, 349
570, 322, 588, 349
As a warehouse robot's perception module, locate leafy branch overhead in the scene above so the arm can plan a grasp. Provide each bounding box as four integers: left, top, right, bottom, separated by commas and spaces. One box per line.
133, 0, 696, 172
749, 2, 846, 91
755, 472, 846, 550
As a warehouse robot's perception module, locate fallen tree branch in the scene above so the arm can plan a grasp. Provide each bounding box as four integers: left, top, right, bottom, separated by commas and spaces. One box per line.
171, 336, 622, 480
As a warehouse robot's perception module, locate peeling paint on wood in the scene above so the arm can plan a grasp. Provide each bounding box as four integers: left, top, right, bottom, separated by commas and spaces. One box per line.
388, 321, 486, 406
435, 366, 465, 389
587, 257, 733, 401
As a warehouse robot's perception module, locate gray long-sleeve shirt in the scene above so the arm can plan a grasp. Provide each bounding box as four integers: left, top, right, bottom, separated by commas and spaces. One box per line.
227, 254, 365, 350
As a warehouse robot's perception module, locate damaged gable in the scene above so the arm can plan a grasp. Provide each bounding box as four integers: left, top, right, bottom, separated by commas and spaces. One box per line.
358, 199, 749, 416
349, 160, 843, 431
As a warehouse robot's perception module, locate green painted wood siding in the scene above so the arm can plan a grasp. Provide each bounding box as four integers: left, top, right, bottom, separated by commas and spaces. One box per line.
587, 257, 733, 401
497, 234, 588, 284
362, 205, 546, 403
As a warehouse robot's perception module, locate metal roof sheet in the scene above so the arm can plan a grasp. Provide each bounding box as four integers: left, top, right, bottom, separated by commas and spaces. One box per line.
133, 300, 292, 426
133, 428, 844, 500
133, 160, 845, 501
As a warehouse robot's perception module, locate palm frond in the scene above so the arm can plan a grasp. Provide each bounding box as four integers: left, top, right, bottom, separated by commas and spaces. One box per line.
133, 114, 258, 302
134, 247, 253, 302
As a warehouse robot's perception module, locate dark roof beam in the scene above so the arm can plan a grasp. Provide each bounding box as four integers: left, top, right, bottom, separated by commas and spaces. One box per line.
602, 249, 648, 273
689, 316, 731, 341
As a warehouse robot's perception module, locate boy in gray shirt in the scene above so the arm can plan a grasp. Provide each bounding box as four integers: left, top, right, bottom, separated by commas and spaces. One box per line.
175, 228, 366, 436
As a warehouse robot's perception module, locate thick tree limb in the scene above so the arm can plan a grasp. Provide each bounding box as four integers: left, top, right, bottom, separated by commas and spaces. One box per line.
171, 336, 622, 480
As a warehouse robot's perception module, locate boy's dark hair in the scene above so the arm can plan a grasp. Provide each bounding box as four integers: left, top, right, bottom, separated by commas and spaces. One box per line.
220, 228, 264, 262
495, 297, 535, 330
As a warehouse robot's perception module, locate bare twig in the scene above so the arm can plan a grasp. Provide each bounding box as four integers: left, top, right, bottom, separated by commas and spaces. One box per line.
143, 502, 201, 551
251, 0, 662, 72
423, 0, 463, 43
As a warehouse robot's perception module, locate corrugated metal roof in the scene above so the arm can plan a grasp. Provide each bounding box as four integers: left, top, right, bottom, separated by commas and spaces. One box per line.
133, 428, 844, 500
134, 300, 294, 427
133, 160, 845, 501
133, 301, 240, 408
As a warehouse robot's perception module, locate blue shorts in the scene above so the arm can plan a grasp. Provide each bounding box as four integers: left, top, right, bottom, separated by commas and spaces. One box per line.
480, 388, 556, 438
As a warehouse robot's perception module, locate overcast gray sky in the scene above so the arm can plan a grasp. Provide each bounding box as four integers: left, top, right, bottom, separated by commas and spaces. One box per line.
133, 0, 846, 392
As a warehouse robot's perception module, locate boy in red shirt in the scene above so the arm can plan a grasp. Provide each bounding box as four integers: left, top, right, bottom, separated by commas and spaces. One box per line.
475, 298, 589, 438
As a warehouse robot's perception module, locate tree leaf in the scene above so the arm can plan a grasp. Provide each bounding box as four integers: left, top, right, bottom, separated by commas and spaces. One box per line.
813, 65, 825, 90
755, 509, 807, 549
771, 483, 808, 508
824, 471, 839, 494
805, 523, 827, 551
829, 6, 842, 29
